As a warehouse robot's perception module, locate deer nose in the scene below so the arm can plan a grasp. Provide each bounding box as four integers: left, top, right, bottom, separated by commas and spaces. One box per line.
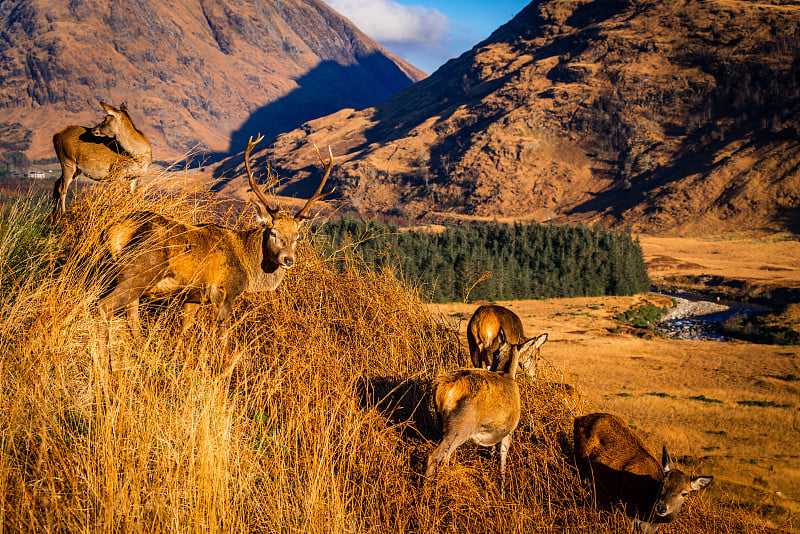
655, 502, 667, 515
283, 257, 294, 269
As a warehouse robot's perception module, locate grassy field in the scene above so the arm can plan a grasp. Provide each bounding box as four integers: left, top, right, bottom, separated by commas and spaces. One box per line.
431, 233, 800, 532
0, 185, 785, 532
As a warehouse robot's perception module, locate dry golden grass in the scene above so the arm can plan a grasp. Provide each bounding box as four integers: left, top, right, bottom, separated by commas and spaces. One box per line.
640, 234, 800, 289
432, 294, 800, 532
0, 184, 774, 532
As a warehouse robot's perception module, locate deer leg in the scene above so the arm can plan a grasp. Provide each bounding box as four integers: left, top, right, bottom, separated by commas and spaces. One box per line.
498, 432, 513, 498
212, 291, 233, 355
175, 302, 201, 355
98, 278, 146, 372
125, 298, 142, 342
53, 162, 77, 214
181, 302, 201, 336
129, 176, 140, 194
424, 427, 472, 479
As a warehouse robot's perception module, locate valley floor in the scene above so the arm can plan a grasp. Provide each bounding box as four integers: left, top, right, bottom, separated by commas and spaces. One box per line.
429, 233, 800, 531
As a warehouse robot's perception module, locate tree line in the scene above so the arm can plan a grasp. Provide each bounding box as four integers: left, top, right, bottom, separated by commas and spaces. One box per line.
313, 215, 650, 302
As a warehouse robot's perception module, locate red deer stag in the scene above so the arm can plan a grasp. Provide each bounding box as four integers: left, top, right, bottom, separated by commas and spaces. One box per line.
426, 328, 547, 497
467, 304, 547, 378
97, 135, 333, 371
574, 413, 713, 534
52, 101, 152, 214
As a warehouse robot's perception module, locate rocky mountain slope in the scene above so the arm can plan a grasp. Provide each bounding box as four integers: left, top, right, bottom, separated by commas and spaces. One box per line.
0, 0, 425, 162
222, 0, 800, 236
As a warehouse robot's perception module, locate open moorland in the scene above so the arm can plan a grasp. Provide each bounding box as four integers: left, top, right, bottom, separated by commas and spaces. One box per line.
0, 182, 788, 532
431, 233, 800, 531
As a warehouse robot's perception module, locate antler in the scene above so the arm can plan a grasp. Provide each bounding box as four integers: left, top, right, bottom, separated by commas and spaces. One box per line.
245, 134, 281, 218
295, 143, 335, 220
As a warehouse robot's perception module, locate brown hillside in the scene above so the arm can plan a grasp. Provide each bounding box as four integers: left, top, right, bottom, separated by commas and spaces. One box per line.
0, 0, 425, 162
219, 0, 800, 236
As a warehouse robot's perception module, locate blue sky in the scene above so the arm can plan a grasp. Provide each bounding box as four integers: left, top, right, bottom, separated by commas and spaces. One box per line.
323, 0, 530, 74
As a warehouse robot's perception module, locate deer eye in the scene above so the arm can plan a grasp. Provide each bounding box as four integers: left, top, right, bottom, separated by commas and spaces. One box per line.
681, 491, 689, 497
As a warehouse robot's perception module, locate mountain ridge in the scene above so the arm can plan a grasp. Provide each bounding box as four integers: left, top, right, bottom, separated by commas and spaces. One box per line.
218, 0, 800, 236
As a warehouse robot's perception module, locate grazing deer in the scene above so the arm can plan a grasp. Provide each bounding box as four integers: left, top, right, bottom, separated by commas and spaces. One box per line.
97, 135, 333, 371
467, 304, 547, 378
573, 413, 713, 534
52, 101, 152, 214
425, 328, 548, 497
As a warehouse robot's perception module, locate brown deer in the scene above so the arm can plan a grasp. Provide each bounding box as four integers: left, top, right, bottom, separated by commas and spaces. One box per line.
573, 413, 713, 534
425, 328, 547, 497
52, 101, 152, 214
467, 304, 547, 378
97, 135, 333, 371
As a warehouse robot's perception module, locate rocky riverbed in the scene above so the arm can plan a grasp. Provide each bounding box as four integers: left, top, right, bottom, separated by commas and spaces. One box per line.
658, 296, 733, 341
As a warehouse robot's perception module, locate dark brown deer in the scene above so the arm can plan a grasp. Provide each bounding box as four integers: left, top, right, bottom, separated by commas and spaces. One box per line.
52, 101, 152, 214
467, 304, 546, 378
574, 413, 713, 534
425, 328, 547, 497
97, 135, 333, 371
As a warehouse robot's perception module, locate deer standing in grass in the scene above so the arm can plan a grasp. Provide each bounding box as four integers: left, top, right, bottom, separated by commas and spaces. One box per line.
426, 328, 548, 497
573, 413, 713, 534
52, 101, 152, 214
467, 304, 546, 378
97, 135, 333, 371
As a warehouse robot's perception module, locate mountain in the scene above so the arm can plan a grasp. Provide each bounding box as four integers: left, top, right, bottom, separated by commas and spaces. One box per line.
0, 0, 425, 163
221, 0, 800, 236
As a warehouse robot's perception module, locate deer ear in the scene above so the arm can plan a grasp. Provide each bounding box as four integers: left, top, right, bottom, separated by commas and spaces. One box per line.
519, 335, 540, 358
100, 101, 117, 115
662, 446, 675, 473
120, 102, 128, 113
533, 332, 548, 349
497, 327, 507, 345
489, 328, 511, 372
249, 198, 274, 224
690, 476, 713, 491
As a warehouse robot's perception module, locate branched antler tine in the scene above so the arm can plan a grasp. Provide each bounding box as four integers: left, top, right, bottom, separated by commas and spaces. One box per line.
296, 143, 335, 220
245, 134, 280, 216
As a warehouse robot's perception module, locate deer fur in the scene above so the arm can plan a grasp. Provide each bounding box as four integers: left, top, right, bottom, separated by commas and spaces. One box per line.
573, 413, 713, 534
467, 304, 546, 378
425, 328, 548, 497
97, 136, 333, 371
52, 101, 152, 214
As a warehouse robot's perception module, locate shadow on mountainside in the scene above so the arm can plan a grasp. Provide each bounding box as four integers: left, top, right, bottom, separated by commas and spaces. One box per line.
210, 55, 417, 189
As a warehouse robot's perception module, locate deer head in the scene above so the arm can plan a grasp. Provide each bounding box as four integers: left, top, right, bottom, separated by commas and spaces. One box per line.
245, 135, 334, 270
91, 102, 133, 139
652, 447, 713, 521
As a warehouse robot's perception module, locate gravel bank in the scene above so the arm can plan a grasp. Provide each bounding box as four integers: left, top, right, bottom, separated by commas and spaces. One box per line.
661, 297, 729, 321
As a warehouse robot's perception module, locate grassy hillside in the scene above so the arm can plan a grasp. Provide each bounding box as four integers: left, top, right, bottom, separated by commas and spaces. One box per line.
0, 186, 769, 532
234, 0, 800, 236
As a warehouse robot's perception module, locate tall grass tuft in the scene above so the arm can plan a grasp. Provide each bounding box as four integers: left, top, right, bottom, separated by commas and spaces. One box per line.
0, 184, 770, 532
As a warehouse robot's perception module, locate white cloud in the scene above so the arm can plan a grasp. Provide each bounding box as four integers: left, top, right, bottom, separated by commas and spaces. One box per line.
325, 0, 450, 46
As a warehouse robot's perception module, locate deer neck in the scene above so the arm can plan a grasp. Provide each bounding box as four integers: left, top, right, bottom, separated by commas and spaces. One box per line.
244, 226, 286, 292
115, 123, 152, 162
